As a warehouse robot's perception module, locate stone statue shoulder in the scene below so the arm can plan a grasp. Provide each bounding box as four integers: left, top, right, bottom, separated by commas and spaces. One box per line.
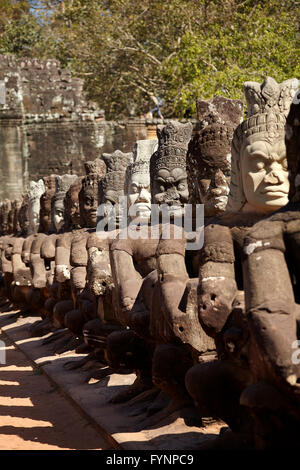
56, 230, 74, 249
70, 227, 92, 267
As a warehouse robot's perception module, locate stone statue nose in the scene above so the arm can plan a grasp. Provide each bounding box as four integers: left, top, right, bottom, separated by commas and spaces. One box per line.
213, 169, 226, 186
166, 187, 179, 198
210, 187, 223, 196
137, 188, 149, 202
264, 169, 284, 185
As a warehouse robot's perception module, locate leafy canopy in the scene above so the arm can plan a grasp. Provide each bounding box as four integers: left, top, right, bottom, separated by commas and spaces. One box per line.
0, 0, 298, 118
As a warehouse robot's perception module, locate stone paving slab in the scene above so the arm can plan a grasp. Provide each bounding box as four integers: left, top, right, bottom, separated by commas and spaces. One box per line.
0, 310, 223, 450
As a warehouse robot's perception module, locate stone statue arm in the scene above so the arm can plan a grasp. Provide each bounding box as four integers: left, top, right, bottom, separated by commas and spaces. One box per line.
2, 237, 13, 273
11, 237, 31, 285
198, 224, 238, 338
110, 246, 143, 325
86, 233, 113, 297
70, 230, 89, 294
243, 219, 299, 390
157, 224, 188, 304
152, 251, 189, 342
22, 234, 34, 265
41, 234, 57, 261
55, 232, 73, 283
30, 233, 48, 288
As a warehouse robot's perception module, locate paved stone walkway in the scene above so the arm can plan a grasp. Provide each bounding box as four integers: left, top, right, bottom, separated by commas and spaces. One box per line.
0, 333, 112, 450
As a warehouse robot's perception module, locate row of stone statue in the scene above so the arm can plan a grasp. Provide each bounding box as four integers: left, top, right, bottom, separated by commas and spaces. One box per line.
0, 76, 299, 449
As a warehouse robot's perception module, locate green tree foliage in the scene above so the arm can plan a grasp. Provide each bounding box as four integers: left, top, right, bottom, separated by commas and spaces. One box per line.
0, 0, 298, 118
0, 0, 41, 55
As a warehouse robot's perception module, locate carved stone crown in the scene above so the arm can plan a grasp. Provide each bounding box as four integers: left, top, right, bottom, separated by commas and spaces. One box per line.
65, 176, 83, 200
157, 121, 192, 153
195, 96, 243, 151
232, 77, 299, 144
102, 150, 133, 192
102, 150, 133, 173
102, 171, 129, 193
42, 175, 56, 196
84, 158, 106, 178
228, 77, 298, 212
54, 174, 78, 202
81, 173, 101, 192
151, 121, 192, 174
235, 111, 286, 142
129, 160, 150, 176
128, 138, 157, 177
133, 139, 158, 163
198, 125, 234, 146
197, 96, 243, 129
286, 96, 300, 203
244, 76, 299, 118
28, 179, 45, 202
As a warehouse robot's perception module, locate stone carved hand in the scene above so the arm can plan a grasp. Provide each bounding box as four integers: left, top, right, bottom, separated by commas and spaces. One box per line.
198, 276, 237, 338
119, 278, 143, 325
151, 275, 187, 343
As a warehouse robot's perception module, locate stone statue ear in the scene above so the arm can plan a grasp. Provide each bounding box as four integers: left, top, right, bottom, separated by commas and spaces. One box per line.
227, 130, 245, 212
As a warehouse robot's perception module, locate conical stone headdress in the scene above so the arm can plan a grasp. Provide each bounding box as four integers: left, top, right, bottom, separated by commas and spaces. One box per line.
228, 76, 299, 211
101, 150, 133, 199
150, 121, 193, 177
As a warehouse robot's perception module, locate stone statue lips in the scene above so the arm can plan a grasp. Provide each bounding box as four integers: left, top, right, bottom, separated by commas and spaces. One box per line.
261, 186, 289, 197
89, 210, 98, 219
133, 202, 151, 211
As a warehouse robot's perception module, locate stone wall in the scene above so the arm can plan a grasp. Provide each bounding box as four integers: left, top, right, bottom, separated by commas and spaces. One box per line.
0, 55, 194, 199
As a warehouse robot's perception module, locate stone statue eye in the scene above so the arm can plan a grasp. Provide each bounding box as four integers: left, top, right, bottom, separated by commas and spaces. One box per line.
177, 182, 187, 191
131, 185, 138, 193
159, 185, 165, 192
256, 161, 265, 170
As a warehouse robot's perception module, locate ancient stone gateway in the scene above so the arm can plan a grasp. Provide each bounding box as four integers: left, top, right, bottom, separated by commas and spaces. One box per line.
0, 55, 195, 200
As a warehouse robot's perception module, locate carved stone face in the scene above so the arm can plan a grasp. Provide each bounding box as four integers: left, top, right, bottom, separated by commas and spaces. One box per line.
40, 194, 51, 232
198, 168, 230, 216
28, 180, 45, 234
241, 137, 289, 212
18, 199, 30, 235
102, 190, 123, 226
39, 176, 56, 233
82, 188, 98, 227
128, 172, 151, 221
63, 177, 82, 230
53, 199, 65, 231
69, 199, 80, 226
153, 167, 189, 216
29, 198, 41, 233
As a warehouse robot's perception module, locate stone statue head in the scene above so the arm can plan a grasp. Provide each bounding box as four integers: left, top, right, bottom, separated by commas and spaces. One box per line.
0, 200, 11, 235
51, 174, 78, 232
150, 121, 192, 217
127, 139, 157, 222
28, 179, 45, 235
7, 200, 14, 235
18, 193, 30, 236
101, 150, 133, 226
187, 96, 243, 216
63, 176, 83, 230
12, 199, 22, 235
228, 77, 299, 213
39, 175, 56, 233
79, 159, 106, 228
285, 90, 300, 204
